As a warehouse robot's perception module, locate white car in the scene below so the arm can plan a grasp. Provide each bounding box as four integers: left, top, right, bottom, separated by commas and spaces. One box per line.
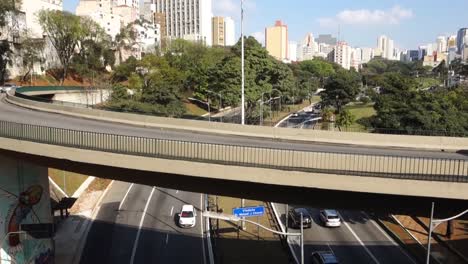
319, 210, 341, 227
1, 83, 17, 93
178, 204, 196, 228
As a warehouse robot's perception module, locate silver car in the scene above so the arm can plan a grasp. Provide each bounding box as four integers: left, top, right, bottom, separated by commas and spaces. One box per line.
319, 210, 341, 227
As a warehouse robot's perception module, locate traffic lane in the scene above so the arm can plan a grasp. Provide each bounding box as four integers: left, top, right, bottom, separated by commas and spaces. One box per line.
106, 184, 154, 264
338, 210, 416, 264
286, 207, 376, 264
0, 99, 464, 160
79, 182, 152, 264
133, 188, 205, 264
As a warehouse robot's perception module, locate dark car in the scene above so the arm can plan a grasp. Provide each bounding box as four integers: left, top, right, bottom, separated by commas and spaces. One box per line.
288, 208, 312, 229
311, 251, 339, 264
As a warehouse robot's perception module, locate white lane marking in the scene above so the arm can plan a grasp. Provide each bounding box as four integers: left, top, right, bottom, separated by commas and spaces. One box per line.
338, 212, 381, 264
201, 194, 207, 264
170, 206, 174, 216
118, 183, 134, 211
165, 234, 169, 245
129, 186, 156, 264
361, 212, 417, 264
176, 190, 179, 194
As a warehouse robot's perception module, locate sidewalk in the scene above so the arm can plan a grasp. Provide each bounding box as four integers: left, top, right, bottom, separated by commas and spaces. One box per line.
208, 196, 291, 264
393, 215, 468, 264
54, 178, 112, 264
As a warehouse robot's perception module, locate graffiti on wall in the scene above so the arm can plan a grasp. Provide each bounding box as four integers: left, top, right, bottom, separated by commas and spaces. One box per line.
0, 157, 54, 264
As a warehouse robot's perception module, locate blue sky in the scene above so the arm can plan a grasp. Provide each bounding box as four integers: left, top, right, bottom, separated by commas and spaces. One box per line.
64, 0, 468, 49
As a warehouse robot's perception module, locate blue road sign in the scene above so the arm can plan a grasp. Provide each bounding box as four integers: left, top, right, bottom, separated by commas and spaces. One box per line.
233, 206, 265, 218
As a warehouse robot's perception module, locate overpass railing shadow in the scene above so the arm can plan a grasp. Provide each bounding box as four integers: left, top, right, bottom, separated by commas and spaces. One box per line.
0, 120, 467, 183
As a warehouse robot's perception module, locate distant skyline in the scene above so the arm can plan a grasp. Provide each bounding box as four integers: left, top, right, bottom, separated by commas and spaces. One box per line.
64, 0, 468, 50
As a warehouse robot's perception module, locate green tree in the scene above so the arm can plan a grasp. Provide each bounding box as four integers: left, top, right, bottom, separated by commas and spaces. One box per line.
0, 41, 13, 85
72, 17, 114, 83
114, 23, 136, 65
0, 0, 21, 84
336, 109, 355, 131
38, 10, 84, 84
321, 69, 361, 113
20, 37, 45, 82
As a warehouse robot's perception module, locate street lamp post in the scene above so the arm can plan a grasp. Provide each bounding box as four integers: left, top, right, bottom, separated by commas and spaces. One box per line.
240, 0, 245, 125
207, 90, 223, 123
300, 212, 304, 264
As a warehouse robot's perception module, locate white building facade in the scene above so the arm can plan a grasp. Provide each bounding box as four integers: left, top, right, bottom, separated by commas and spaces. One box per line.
153, 0, 213, 46
224, 17, 235, 46
377, 35, 395, 60
22, 0, 63, 38
334, 42, 351, 70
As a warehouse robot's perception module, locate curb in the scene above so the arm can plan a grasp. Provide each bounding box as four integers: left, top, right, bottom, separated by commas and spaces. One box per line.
71, 180, 114, 264
270, 202, 299, 264
72, 176, 95, 198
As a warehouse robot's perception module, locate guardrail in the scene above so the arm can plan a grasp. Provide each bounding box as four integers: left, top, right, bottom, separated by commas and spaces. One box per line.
0, 120, 466, 183
15, 86, 86, 93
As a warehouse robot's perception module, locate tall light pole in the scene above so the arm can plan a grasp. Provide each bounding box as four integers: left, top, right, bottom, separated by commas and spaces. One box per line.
241, 0, 245, 125
240, 0, 246, 230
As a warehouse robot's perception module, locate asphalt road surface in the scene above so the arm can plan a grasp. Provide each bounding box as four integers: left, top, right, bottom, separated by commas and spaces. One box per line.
0, 97, 465, 160
79, 181, 207, 264
273, 204, 417, 264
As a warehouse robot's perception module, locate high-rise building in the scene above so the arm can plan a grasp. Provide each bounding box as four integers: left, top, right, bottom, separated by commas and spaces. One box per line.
377, 35, 395, 60
288, 41, 297, 62
224, 17, 235, 46
333, 41, 351, 70
456, 28, 467, 54
153, 0, 213, 46
212, 16, 225, 46
350, 48, 362, 70
211, 16, 235, 46
436, 36, 447, 53
265, 20, 288, 61
315, 34, 337, 45
361, 48, 374, 63
463, 35, 468, 62
22, 0, 63, 38
299, 33, 318, 61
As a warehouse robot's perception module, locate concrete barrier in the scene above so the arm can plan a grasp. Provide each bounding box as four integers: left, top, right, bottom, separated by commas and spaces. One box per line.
5, 92, 468, 151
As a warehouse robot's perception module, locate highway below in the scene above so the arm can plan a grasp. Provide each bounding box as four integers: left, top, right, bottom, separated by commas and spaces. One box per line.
273, 204, 416, 264
79, 181, 207, 264
0, 96, 466, 160
271, 108, 417, 264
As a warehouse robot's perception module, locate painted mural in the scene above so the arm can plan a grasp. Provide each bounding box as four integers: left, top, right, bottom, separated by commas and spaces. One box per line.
0, 155, 54, 264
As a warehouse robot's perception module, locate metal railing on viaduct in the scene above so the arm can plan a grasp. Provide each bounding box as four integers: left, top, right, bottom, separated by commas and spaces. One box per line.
0, 120, 466, 183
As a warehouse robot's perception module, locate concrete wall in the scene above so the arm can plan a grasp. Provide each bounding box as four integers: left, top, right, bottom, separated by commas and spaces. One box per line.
6, 92, 468, 151
0, 154, 53, 264
52, 90, 110, 105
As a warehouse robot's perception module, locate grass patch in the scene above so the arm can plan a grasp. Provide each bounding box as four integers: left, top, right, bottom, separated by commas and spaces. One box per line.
49, 168, 88, 196
344, 103, 376, 132
184, 101, 207, 116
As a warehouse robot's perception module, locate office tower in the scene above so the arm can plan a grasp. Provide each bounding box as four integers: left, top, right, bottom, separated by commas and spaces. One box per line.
265, 20, 289, 61
333, 41, 351, 70
457, 28, 467, 54
299, 33, 318, 61
350, 48, 362, 69
153, 0, 213, 46
436, 36, 447, 53
212, 16, 225, 46
377, 35, 395, 60
315, 34, 337, 45
212, 16, 235, 46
